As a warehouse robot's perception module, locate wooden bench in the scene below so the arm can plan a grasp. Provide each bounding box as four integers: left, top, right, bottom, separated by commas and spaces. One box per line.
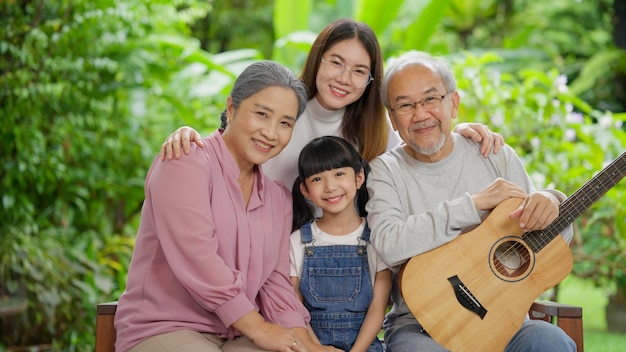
529, 300, 584, 351
95, 301, 118, 352
97, 300, 583, 352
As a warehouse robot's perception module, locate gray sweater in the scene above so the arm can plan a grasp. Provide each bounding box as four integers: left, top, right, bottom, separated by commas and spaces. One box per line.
366, 133, 572, 331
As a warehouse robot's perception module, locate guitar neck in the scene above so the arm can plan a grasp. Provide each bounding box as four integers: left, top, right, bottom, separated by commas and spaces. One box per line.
523, 151, 626, 252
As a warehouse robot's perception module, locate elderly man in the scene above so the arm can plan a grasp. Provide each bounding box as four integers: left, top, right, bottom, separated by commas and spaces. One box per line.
366, 51, 576, 352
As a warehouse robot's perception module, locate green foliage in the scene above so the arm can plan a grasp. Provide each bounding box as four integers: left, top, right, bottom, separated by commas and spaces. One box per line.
396, 0, 453, 52
354, 0, 403, 36
271, 0, 315, 73
1, 0, 625, 349
191, 0, 274, 58
274, 0, 312, 38
437, 0, 624, 112
560, 276, 626, 348
0, 0, 249, 349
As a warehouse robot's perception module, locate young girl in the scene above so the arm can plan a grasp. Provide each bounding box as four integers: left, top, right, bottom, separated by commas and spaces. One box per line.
289, 136, 392, 352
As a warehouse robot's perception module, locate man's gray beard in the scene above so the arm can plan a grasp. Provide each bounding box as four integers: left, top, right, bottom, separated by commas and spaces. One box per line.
408, 131, 446, 156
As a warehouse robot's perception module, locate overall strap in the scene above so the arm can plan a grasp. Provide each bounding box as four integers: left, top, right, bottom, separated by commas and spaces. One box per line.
357, 222, 371, 256
359, 222, 371, 242
300, 221, 315, 256
300, 221, 314, 243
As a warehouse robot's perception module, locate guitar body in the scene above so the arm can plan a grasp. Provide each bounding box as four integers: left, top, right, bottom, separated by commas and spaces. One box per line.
400, 197, 574, 352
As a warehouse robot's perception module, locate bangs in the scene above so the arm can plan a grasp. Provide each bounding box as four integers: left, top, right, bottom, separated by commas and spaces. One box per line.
298, 137, 358, 179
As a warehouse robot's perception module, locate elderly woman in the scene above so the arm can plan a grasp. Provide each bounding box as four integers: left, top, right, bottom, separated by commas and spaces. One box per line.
114, 61, 340, 352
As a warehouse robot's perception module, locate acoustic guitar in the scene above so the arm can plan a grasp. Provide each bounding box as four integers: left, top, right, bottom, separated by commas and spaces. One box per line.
400, 151, 625, 351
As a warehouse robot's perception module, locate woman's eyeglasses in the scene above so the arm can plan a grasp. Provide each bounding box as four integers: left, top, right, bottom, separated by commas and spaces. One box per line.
320, 58, 373, 88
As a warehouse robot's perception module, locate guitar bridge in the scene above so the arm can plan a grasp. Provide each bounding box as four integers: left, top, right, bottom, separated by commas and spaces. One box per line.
447, 275, 487, 319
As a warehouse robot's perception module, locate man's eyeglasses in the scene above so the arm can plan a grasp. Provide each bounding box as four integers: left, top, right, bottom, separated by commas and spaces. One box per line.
320, 57, 373, 88
390, 93, 451, 116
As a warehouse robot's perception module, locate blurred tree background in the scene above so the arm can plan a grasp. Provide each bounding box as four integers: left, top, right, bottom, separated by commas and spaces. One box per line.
1, 0, 625, 350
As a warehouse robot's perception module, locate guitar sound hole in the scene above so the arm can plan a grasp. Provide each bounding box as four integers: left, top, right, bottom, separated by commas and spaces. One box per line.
492, 240, 531, 279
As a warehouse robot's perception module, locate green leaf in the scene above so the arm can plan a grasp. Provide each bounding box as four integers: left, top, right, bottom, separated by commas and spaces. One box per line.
569, 49, 623, 96
354, 0, 404, 35
273, 0, 313, 39
403, 0, 453, 50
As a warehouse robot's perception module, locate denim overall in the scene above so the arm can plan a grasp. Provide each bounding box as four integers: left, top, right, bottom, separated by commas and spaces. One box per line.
299, 222, 384, 352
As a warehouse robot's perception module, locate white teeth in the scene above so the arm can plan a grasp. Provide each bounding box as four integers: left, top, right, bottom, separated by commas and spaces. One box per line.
254, 139, 271, 150
331, 86, 348, 95
326, 195, 343, 202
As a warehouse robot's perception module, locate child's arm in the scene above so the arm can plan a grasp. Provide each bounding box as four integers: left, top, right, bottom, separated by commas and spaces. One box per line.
349, 269, 392, 352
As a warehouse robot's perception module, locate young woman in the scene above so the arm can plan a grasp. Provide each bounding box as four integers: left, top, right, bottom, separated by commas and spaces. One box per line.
290, 136, 391, 352
160, 19, 504, 188
114, 61, 340, 352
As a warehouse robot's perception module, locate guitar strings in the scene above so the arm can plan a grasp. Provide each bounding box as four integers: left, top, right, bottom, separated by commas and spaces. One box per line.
526, 154, 624, 252
491, 154, 625, 279
424, 153, 625, 317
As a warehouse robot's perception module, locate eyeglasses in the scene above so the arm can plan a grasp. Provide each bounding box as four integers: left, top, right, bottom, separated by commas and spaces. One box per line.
320, 57, 373, 88
390, 93, 451, 116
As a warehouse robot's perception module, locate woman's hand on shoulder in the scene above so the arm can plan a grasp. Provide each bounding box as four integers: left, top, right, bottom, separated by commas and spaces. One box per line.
454, 123, 504, 158
160, 126, 204, 161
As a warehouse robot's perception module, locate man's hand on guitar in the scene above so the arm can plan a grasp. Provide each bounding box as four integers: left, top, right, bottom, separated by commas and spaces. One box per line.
473, 179, 561, 232
509, 190, 560, 232
471, 178, 527, 211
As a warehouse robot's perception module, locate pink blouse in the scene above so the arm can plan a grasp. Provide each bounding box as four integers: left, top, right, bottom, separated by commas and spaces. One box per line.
114, 131, 310, 352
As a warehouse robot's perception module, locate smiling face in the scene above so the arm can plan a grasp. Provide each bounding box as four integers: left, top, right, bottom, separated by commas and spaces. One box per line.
315, 38, 371, 110
387, 65, 460, 162
300, 166, 365, 216
222, 86, 299, 171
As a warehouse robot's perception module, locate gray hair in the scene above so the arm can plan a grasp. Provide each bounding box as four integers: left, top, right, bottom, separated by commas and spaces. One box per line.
220, 61, 308, 129
380, 51, 457, 109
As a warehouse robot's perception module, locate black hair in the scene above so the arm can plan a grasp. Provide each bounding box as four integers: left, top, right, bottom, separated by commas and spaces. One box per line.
291, 136, 370, 232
